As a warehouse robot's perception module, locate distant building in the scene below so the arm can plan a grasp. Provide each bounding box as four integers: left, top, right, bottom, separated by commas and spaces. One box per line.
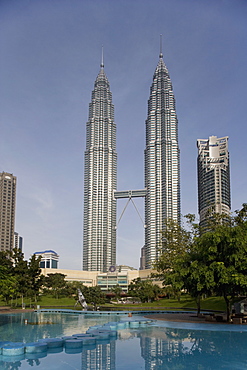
197, 135, 231, 227
34, 250, 59, 269
0, 172, 16, 252
14, 232, 23, 251
97, 265, 138, 293
40, 267, 160, 291
140, 246, 146, 270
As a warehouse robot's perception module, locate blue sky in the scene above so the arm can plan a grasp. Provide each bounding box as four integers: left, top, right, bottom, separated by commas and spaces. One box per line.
1, 0, 247, 270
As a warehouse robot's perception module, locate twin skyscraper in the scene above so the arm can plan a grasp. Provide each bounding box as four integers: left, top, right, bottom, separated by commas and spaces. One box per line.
83, 46, 180, 272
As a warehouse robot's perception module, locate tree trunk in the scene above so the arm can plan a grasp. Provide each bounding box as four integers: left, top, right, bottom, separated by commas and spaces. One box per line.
196, 294, 201, 316
224, 294, 231, 322
21, 294, 24, 309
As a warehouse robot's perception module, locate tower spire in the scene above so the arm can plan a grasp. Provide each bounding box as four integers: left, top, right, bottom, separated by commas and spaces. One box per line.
159, 34, 163, 59
101, 45, 104, 68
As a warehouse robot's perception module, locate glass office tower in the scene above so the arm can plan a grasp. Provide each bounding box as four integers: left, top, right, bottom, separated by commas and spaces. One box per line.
197, 135, 230, 227
83, 58, 117, 272
144, 50, 180, 268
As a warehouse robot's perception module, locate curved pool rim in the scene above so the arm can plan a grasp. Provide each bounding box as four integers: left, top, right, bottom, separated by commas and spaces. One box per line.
34, 308, 247, 332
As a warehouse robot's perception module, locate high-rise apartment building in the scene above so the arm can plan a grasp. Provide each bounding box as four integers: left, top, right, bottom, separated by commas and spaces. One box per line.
197, 135, 231, 226
83, 57, 117, 272
0, 172, 17, 252
144, 50, 181, 268
14, 231, 23, 251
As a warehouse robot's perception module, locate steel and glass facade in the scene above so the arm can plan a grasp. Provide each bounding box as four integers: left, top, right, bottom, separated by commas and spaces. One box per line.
144, 52, 180, 268
83, 61, 117, 272
197, 135, 230, 227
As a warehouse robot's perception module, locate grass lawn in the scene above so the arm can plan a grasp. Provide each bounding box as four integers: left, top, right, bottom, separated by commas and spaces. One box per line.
0, 295, 227, 312
0, 295, 77, 309
108, 296, 227, 312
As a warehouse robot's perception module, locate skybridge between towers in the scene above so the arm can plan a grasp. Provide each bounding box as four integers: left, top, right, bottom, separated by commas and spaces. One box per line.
114, 189, 146, 199
113, 189, 147, 229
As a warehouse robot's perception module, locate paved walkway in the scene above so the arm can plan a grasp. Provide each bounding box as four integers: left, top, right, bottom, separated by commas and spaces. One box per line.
144, 312, 230, 324
0, 307, 34, 314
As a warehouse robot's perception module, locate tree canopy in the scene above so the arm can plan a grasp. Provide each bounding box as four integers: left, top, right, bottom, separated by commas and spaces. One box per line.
153, 205, 247, 320
0, 249, 43, 306
43, 273, 67, 299
128, 277, 162, 303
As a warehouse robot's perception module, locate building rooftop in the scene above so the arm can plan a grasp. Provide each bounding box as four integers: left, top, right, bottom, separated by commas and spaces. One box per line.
34, 250, 58, 256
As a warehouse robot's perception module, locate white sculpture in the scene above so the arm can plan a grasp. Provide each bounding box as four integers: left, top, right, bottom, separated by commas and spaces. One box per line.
74, 288, 88, 311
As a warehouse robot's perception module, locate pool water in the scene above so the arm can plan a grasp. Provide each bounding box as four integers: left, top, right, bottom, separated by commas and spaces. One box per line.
0, 311, 247, 369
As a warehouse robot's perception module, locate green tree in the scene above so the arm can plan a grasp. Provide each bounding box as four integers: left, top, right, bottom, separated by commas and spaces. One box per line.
194, 213, 247, 320
0, 251, 16, 304
153, 216, 217, 313
128, 278, 161, 303
155, 218, 192, 272
0, 250, 43, 307
12, 248, 29, 308
111, 284, 122, 301
153, 217, 197, 303
181, 256, 215, 314
65, 281, 83, 299
26, 254, 44, 304
44, 273, 67, 299
154, 207, 247, 320
0, 250, 13, 269
82, 286, 106, 310
0, 265, 17, 305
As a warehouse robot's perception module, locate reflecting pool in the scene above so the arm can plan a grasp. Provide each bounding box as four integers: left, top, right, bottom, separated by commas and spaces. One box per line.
0, 311, 247, 369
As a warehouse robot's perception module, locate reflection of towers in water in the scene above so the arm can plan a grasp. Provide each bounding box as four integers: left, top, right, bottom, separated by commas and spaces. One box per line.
139, 330, 184, 369
81, 341, 116, 370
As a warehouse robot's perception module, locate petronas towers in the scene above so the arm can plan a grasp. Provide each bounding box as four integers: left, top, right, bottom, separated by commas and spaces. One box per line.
83, 47, 180, 272
144, 50, 180, 267
83, 57, 117, 272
